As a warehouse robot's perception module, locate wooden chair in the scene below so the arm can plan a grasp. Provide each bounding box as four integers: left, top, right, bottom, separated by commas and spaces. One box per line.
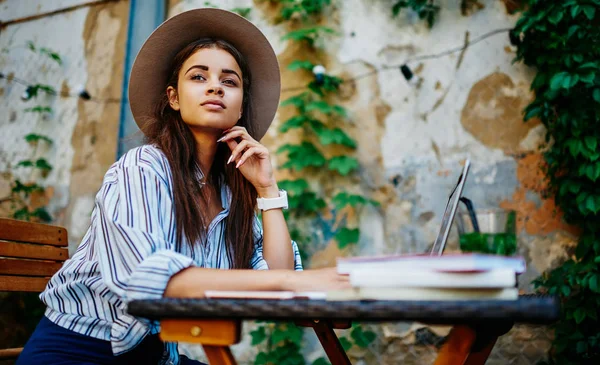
0, 218, 68, 360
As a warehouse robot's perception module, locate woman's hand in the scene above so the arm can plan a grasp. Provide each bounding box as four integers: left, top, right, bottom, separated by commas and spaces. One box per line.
283, 268, 351, 292
219, 126, 276, 195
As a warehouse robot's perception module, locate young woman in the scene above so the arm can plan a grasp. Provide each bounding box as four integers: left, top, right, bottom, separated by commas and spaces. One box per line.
17, 8, 349, 365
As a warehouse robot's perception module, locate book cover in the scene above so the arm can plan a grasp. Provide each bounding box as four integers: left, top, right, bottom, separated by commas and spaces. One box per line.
326, 287, 519, 301
349, 268, 516, 288
336, 253, 526, 274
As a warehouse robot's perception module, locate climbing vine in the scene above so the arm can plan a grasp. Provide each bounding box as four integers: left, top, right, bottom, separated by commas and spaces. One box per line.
0, 41, 62, 349
513, 0, 600, 363
1, 40, 60, 222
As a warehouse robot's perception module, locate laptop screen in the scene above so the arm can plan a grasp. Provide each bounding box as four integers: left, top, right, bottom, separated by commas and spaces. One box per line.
430, 160, 471, 256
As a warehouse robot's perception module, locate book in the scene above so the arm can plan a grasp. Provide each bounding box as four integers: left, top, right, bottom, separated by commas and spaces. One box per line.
349, 268, 516, 288
326, 287, 519, 301
336, 253, 526, 275
204, 290, 327, 300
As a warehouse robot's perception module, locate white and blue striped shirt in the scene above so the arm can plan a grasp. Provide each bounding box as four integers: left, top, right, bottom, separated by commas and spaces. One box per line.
40, 145, 303, 365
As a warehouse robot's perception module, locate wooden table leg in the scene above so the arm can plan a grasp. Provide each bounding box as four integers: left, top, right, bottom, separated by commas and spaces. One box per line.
297, 320, 352, 365
203, 345, 237, 365
434, 323, 511, 365
160, 319, 241, 365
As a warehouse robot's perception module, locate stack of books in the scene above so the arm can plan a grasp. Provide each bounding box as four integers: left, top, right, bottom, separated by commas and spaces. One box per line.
327, 253, 525, 301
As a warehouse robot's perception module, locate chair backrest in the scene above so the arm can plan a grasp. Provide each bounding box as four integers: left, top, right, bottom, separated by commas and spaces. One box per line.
0, 218, 68, 292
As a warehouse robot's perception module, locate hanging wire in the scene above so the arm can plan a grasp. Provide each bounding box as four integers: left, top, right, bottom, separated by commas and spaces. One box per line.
0, 72, 120, 103
281, 27, 513, 93
0, 27, 512, 101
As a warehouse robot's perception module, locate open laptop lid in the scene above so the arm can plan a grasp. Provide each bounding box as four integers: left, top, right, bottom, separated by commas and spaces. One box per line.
430, 159, 471, 256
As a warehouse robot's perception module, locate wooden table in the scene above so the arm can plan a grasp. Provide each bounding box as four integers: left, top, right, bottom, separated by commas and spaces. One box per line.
127, 294, 559, 365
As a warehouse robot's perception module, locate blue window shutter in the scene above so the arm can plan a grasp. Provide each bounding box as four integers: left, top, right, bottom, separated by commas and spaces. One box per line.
117, 0, 166, 157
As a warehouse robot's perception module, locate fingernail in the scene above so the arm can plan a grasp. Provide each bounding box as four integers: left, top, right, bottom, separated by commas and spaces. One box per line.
235, 161, 241, 168
227, 156, 233, 164
217, 136, 225, 142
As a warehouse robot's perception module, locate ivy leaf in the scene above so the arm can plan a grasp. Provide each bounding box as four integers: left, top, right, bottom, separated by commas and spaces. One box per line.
582, 5, 596, 20
312, 357, 330, 365
278, 179, 309, 195
327, 156, 359, 175
24, 106, 52, 114
336, 227, 359, 248
250, 326, 266, 345
568, 139, 583, 157
523, 105, 541, 121
585, 195, 599, 214
13, 208, 31, 221
584, 136, 597, 151
26, 40, 36, 51
579, 72, 595, 84
35, 158, 53, 172
306, 101, 347, 117
230, 7, 251, 18
567, 25, 580, 39
32, 208, 52, 222
39, 48, 62, 65
287, 60, 314, 71
333, 192, 379, 209
339, 337, 352, 351
254, 352, 269, 365
281, 26, 335, 47
281, 92, 309, 111
548, 10, 563, 24
279, 115, 310, 133
315, 127, 356, 148
24, 133, 53, 144
574, 307, 586, 324
593, 89, 600, 103
550, 72, 569, 90
278, 142, 326, 171
590, 275, 599, 293
16, 160, 34, 168
350, 325, 376, 348
289, 191, 326, 214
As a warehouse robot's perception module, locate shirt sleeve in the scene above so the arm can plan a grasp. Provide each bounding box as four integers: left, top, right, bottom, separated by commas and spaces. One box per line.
249, 215, 303, 271
93, 165, 194, 302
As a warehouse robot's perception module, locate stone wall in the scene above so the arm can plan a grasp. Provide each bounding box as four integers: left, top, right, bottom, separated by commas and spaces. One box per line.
0, 0, 128, 354
0, 0, 128, 253
169, 0, 572, 363
0, 0, 573, 363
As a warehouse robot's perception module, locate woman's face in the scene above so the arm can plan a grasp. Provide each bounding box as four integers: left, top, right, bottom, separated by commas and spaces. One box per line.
167, 47, 244, 135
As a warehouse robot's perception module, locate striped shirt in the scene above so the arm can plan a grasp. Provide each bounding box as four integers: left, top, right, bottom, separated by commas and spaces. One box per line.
40, 145, 303, 365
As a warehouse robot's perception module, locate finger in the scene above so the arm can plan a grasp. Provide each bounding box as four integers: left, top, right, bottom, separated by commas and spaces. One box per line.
218, 128, 256, 143
228, 140, 253, 165
227, 140, 263, 163
236, 146, 266, 168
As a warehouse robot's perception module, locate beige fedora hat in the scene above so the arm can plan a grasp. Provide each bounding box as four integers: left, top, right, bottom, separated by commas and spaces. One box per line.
128, 8, 281, 141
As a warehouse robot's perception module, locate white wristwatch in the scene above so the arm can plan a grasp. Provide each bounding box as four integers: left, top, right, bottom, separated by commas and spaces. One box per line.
257, 190, 288, 211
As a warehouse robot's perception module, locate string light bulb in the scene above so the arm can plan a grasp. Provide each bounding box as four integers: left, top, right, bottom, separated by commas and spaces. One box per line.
400, 64, 420, 87
312, 64, 326, 85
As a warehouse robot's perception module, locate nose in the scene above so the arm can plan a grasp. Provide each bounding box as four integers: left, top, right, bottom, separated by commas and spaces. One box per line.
207, 84, 224, 96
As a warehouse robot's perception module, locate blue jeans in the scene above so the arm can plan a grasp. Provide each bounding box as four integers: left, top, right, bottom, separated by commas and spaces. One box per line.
17, 316, 204, 365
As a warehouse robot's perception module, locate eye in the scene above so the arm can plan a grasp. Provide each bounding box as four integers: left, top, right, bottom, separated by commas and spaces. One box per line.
191, 74, 205, 81
222, 79, 238, 86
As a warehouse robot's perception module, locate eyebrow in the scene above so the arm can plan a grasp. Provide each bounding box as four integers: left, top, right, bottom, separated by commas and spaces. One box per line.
186, 65, 241, 80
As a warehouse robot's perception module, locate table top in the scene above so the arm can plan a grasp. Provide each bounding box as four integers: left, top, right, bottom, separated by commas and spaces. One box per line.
127, 294, 559, 325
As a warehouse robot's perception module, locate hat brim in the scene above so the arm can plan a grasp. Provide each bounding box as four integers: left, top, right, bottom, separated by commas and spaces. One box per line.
128, 8, 281, 141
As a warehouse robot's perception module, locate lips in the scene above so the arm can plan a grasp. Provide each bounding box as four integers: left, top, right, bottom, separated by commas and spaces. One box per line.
201, 99, 226, 109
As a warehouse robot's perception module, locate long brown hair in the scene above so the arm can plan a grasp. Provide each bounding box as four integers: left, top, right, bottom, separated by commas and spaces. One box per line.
143, 39, 258, 269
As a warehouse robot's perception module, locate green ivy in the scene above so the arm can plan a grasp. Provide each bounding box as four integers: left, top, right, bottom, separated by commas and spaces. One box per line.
276, 0, 331, 21
513, 0, 600, 363
391, 0, 440, 28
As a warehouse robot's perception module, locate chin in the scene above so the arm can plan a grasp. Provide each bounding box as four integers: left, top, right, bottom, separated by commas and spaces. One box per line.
185, 115, 236, 132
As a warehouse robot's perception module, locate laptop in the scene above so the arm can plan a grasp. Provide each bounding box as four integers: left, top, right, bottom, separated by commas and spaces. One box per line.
429, 159, 471, 256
